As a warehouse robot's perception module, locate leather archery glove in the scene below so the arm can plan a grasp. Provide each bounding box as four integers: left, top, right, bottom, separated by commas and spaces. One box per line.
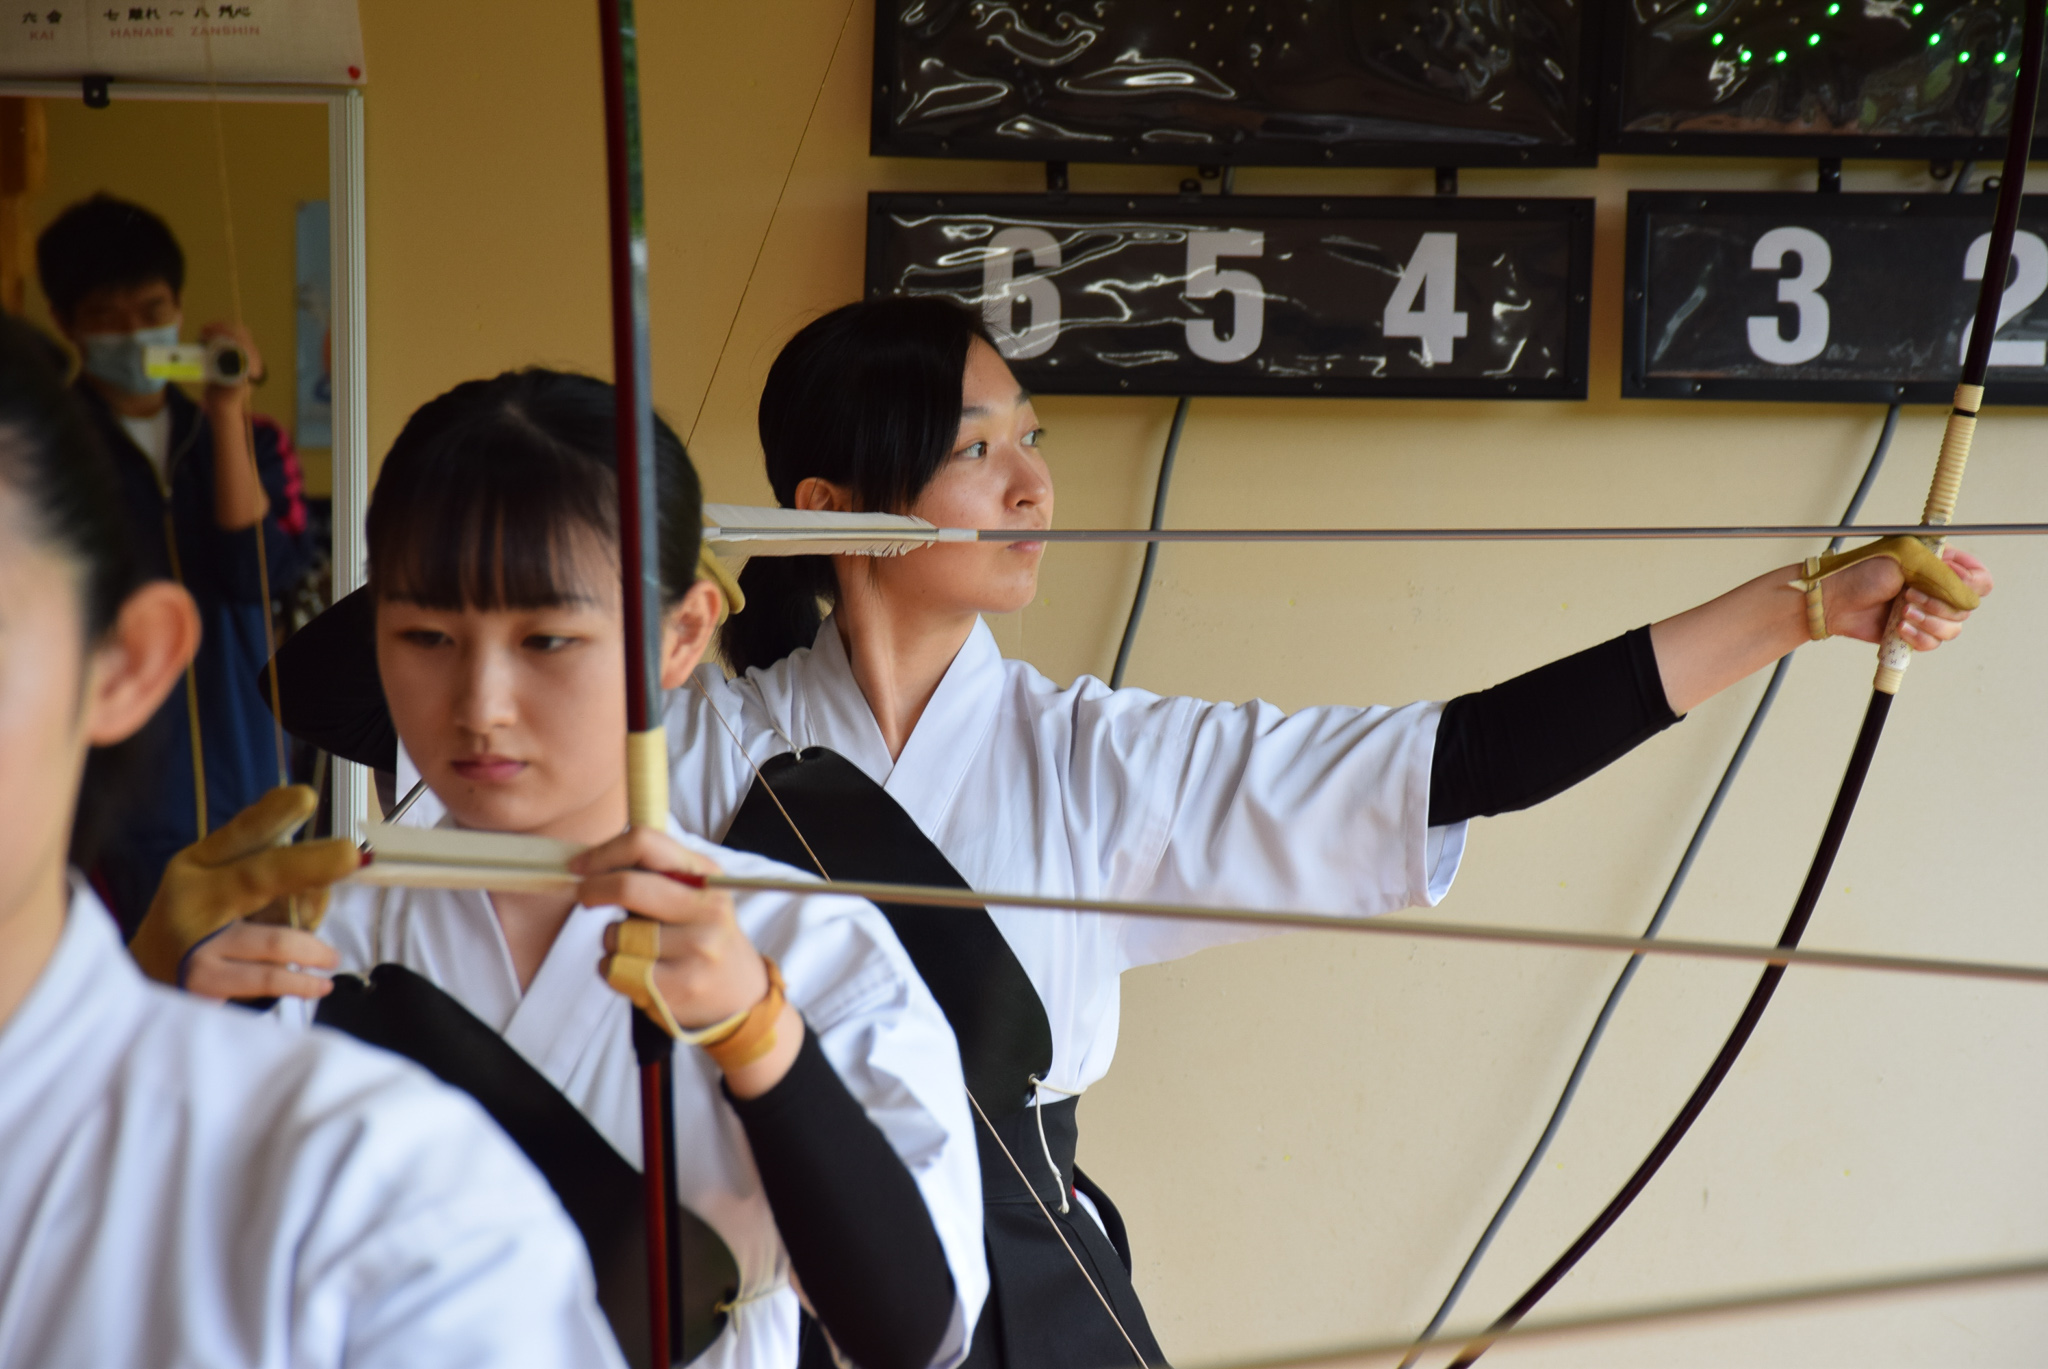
1796, 535, 1983, 612
129, 784, 361, 985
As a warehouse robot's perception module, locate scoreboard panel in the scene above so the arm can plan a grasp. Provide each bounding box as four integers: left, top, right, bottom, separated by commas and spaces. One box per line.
874, 0, 1598, 168
867, 193, 1594, 399
1625, 190, 2048, 403
1604, 0, 2048, 158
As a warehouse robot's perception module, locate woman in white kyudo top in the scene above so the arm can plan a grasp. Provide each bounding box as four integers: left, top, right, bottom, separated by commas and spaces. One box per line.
181, 371, 984, 1369
260, 300, 1992, 1368
673, 299, 1993, 1366
0, 319, 622, 1367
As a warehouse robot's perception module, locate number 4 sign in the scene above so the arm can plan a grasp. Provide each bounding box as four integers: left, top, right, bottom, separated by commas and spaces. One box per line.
1385, 232, 1469, 366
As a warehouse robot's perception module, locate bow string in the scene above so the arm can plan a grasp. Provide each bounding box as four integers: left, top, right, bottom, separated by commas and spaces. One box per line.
1445, 10, 2045, 1363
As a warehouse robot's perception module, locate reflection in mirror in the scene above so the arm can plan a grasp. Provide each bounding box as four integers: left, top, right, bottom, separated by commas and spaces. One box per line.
14, 94, 337, 933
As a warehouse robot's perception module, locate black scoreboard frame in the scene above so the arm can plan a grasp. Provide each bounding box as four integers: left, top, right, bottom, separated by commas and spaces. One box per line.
865, 192, 1597, 401
1597, 13, 2036, 160
869, 4, 1607, 170
1622, 189, 2048, 405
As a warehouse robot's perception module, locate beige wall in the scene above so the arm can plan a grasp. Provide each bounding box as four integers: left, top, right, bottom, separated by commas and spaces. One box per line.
23, 97, 331, 494
356, 1, 2048, 1363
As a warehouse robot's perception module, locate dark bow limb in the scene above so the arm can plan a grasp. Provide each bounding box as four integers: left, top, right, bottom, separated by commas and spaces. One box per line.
1449, 12, 2046, 1363
596, 0, 678, 1363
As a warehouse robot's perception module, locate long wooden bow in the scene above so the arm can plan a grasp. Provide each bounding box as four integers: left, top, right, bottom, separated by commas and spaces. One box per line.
1444, 12, 2047, 1364
590, 2, 680, 1364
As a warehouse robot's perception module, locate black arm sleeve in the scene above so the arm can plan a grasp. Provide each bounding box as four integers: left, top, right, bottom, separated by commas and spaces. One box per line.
262, 586, 397, 772
726, 1024, 956, 1369
1428, 625, 1681, 827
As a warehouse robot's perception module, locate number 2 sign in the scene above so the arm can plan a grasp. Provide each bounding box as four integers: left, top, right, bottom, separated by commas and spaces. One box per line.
873, 193, 1593, 399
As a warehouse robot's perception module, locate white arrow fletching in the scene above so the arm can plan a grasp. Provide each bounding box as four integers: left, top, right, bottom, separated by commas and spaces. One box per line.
703, 504, 969, 558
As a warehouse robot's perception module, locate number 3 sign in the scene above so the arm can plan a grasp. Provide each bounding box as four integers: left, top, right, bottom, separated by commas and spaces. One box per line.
870, 194, 1593, 399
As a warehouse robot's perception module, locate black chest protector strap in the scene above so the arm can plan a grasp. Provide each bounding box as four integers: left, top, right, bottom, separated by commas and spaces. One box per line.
315, 964, 738, 1369
722, 747, 1053, 1118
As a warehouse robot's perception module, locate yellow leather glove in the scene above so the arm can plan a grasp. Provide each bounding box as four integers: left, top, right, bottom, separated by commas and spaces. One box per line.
128, 785, 362, 985
1797, 535, 1982, 612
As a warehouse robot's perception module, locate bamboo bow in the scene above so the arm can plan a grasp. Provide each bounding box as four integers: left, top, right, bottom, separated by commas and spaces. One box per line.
1444, 11, 2046, 1363
587, 3, 681, 1363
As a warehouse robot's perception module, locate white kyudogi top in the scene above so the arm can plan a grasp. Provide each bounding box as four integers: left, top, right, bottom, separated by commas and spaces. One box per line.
668, 616, 1467, 1099
0, 881, 621, 1369
285, 819, 987, 1369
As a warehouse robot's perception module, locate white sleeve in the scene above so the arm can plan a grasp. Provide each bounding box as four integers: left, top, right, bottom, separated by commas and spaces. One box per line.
780, 896, 988, 1369
664, 670, 764, 843
1077, 689, 1465, 971
291, 1060, 625, 1368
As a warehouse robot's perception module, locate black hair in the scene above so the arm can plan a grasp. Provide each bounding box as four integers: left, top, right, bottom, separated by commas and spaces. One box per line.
366, 368, 702, 611
35, 194, 186, 323
0, 315, 150, 868
720, 296, 994, 673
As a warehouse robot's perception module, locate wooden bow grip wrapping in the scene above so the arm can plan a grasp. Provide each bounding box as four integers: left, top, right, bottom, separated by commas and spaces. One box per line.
609, 725, 685, 1038
1876, 382, 1980, 695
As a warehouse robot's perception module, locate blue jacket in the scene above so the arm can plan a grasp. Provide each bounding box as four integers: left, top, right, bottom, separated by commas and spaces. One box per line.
77, 381, 312, 932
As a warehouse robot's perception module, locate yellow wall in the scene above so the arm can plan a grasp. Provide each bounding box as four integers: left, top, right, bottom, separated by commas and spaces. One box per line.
23, 96, 332, 494
358, 2, 2048, 1363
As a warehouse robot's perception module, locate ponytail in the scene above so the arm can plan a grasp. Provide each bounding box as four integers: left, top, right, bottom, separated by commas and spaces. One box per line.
722, 296, 992, 672
719, 555, 835, 674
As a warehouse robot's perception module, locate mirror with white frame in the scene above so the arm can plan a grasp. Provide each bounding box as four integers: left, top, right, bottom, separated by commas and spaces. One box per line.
0, 79, 367, 922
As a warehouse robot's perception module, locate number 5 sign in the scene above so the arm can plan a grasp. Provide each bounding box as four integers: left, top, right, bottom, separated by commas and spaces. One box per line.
876, 193, 1593, 399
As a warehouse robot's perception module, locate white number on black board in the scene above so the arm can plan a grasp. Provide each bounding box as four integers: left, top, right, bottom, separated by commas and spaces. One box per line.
1184, 230, 1266, 363
1383, 232, 1468, 366
1960, 230, 2048, 367
982, 227, 1063, 360
1746, 226, 1831, 365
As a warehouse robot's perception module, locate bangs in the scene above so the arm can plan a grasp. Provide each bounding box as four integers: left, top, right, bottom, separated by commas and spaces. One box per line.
368, 403, 619, 610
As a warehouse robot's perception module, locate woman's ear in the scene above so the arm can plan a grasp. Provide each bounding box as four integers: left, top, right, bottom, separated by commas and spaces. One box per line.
792, 477, 854, 513
659, 578, 724, 688
83, 581, 201, 746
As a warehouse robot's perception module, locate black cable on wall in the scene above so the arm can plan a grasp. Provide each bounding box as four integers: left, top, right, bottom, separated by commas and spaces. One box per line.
1110, 396, 1191, 690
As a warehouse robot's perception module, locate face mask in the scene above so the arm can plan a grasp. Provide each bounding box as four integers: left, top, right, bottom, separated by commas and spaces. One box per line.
78, 323, 181, 396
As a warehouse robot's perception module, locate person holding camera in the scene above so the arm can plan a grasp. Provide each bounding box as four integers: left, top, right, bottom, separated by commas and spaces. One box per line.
36, 193, 313, 932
